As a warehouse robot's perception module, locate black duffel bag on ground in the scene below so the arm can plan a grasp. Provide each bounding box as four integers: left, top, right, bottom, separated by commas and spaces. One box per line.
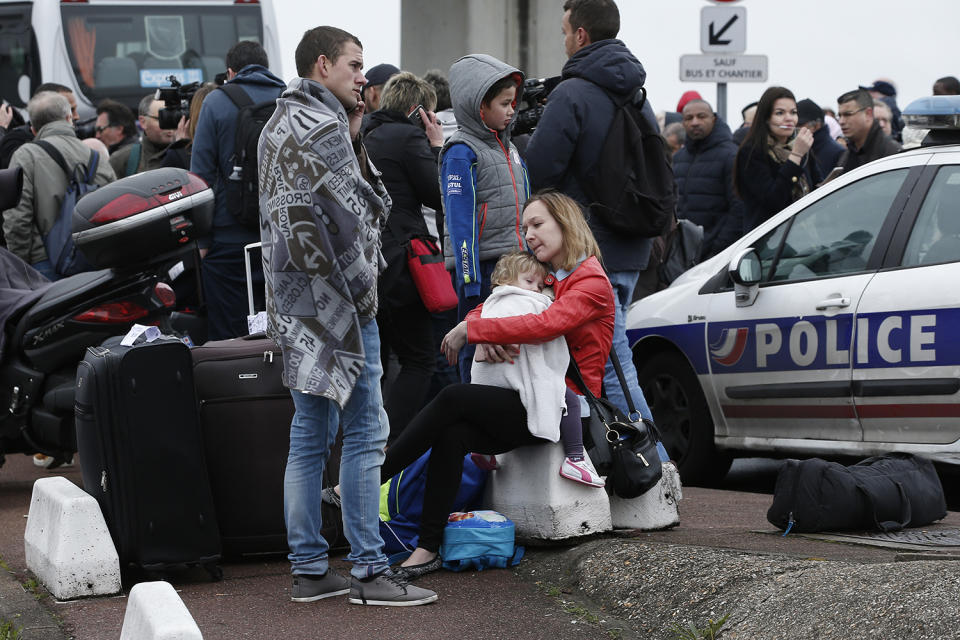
767, 453, 947, 534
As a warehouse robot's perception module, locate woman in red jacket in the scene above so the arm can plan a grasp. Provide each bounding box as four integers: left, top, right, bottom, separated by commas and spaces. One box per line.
381, 190, 615, 579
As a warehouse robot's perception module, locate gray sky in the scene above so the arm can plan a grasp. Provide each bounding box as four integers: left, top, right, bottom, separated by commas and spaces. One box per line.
276, 0, 958, 122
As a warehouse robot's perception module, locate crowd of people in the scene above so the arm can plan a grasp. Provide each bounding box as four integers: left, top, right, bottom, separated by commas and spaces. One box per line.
1, 0, 957, 611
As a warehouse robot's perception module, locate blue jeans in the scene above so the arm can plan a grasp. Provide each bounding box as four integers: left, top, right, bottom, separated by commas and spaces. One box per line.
453, 258, 498, 383
30, 259, 57, 281
284, 321, 390, 580
604, 270, 653, 421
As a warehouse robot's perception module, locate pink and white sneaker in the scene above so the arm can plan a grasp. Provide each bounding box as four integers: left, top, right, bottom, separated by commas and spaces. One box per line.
470, 453, 501, 471
559, 456, 605, 488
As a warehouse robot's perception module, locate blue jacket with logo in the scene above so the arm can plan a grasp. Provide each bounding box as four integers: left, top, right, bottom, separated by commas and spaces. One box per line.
441, 54, 530, 298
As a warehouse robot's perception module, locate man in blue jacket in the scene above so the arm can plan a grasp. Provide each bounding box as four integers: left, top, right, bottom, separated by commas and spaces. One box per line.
191, 40, 285, 341
673, 99, 744, 260
524, 0, 654, 420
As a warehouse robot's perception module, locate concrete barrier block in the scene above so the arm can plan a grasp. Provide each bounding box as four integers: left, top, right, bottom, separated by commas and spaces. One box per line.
23, 476, 121, 600
484, 442, 612, 540
609, 461, 683, 531
120, 581, 203, 640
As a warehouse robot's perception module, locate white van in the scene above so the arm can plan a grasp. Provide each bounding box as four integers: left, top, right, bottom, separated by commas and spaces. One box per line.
0, 0, 282, 118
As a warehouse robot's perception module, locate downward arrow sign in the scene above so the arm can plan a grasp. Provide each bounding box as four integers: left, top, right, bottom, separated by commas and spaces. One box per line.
709, 15, 738, 45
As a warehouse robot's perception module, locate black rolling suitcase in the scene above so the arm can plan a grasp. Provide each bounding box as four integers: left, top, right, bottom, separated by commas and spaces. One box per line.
75, 337, 221, 578
191, 333, 343, 556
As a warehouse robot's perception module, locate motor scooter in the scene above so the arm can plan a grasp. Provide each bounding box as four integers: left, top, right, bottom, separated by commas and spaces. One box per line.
0, 167, 213, 468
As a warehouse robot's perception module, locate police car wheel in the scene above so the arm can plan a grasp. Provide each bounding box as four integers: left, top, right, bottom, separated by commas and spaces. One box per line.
637, 351, 731, 486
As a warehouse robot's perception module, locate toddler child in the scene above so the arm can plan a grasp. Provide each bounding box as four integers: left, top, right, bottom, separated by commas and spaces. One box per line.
469, 251, 604, 487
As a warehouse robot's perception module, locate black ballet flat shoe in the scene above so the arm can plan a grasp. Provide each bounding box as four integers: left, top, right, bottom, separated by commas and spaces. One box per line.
393, 555, 442, 580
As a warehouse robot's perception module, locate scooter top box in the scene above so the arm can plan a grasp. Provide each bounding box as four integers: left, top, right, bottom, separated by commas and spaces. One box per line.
72, 168, 214, 268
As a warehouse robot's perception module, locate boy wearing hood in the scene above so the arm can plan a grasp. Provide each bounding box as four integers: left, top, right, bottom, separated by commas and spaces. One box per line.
257, 25, 437, 608
441, 54, 531, 382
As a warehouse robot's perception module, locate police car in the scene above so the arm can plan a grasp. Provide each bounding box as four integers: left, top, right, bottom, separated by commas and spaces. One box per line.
627, 97, 960, 485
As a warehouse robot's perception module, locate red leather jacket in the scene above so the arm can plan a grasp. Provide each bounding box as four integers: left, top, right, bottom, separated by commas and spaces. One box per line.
466, 256, 614, 396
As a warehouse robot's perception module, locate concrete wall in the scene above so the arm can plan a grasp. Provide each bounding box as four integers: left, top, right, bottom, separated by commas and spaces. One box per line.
401, 0, 566, 80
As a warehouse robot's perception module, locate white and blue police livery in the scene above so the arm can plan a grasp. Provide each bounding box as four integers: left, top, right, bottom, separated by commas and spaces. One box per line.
627, 102, 960, 484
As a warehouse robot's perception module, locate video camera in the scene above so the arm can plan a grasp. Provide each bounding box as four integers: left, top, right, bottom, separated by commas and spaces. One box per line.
156, 75, 200, 130
74, 116, 97, 140
513, 75, 561, 136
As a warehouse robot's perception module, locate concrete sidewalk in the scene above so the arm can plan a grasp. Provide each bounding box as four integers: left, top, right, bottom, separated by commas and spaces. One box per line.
2, 454, 960, 639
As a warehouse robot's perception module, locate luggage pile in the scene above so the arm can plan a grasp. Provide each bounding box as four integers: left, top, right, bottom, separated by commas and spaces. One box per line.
75, 330, 337, 583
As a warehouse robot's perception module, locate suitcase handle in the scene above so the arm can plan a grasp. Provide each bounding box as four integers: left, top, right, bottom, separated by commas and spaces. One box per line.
244, 242, 262, 317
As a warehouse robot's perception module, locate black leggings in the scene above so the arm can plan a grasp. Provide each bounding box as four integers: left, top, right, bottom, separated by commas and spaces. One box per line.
380, 384, 548, 552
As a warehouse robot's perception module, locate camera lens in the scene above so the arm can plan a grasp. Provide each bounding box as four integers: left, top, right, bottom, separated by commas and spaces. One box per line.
158, 108, 183, 130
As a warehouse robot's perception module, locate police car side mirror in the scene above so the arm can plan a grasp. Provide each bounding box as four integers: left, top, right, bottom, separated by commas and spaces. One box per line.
730, 248, 761, 307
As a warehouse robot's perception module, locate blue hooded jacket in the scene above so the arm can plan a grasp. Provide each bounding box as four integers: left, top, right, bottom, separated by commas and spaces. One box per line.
190, 64, 285, 246
525, 39, 657, 272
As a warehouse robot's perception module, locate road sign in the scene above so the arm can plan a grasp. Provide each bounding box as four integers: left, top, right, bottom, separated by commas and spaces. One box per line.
701, 6, 746, 53
679, 55, 768, 83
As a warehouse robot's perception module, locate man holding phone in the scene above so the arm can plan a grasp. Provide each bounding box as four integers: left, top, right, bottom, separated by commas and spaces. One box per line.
258, 26, 438, 607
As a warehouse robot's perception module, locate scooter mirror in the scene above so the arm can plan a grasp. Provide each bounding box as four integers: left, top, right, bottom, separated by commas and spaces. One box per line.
0, 166, 23, 212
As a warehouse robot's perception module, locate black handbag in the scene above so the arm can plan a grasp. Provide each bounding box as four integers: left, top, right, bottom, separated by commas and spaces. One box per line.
569, 348, 663, 499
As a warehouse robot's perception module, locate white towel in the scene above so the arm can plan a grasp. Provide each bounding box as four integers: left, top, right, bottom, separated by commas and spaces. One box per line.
470, 286, 569, 442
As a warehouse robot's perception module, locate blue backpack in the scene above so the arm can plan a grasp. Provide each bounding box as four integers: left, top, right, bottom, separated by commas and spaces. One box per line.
379, 451, 487, 562
440, 510, 524, 572
32, 140, 97, 277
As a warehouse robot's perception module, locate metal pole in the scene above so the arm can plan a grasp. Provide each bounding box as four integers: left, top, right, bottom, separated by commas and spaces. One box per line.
717, 82, 727, 124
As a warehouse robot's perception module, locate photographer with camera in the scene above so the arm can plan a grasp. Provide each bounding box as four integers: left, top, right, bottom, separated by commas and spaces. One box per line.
190, 40, 285, 341
110, 93, 186, 178
524, 0, 657, 422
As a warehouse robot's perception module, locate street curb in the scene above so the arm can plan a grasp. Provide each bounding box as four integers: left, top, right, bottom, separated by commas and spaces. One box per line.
0, 566, 69, 640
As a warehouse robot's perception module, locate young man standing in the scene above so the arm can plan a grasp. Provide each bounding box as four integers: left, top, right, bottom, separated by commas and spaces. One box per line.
258, 25, 437, 607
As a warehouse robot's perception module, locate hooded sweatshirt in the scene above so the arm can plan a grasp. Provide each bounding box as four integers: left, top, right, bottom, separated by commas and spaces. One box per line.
258, 77, 391, 407
440, 54, 531, 296
191, 64, 286, 246
525, 39, 656, 272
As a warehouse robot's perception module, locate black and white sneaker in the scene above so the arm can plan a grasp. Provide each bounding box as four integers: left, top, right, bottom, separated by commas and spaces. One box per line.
291, 570, 351, 602
348, 571, 438, 607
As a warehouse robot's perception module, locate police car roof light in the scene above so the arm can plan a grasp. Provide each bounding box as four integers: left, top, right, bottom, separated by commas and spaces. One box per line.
903, 95, 960, 130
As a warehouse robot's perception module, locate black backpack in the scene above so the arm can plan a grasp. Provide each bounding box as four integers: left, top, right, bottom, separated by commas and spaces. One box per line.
32, 140, 97, 277
582, 85, 675, 238
219, 83, 278, 230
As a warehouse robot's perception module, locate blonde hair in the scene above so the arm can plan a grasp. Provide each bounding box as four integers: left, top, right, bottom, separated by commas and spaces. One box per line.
379, 71, 437, 114
188, 83, 218, 141
490, 251, 548, 288
524, 190, 601, 271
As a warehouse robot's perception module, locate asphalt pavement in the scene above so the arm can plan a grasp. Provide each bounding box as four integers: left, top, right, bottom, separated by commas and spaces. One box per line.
3, 454, 960, 639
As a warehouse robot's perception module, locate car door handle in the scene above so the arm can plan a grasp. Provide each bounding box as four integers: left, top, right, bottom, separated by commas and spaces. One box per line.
815, 295, 851, 310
